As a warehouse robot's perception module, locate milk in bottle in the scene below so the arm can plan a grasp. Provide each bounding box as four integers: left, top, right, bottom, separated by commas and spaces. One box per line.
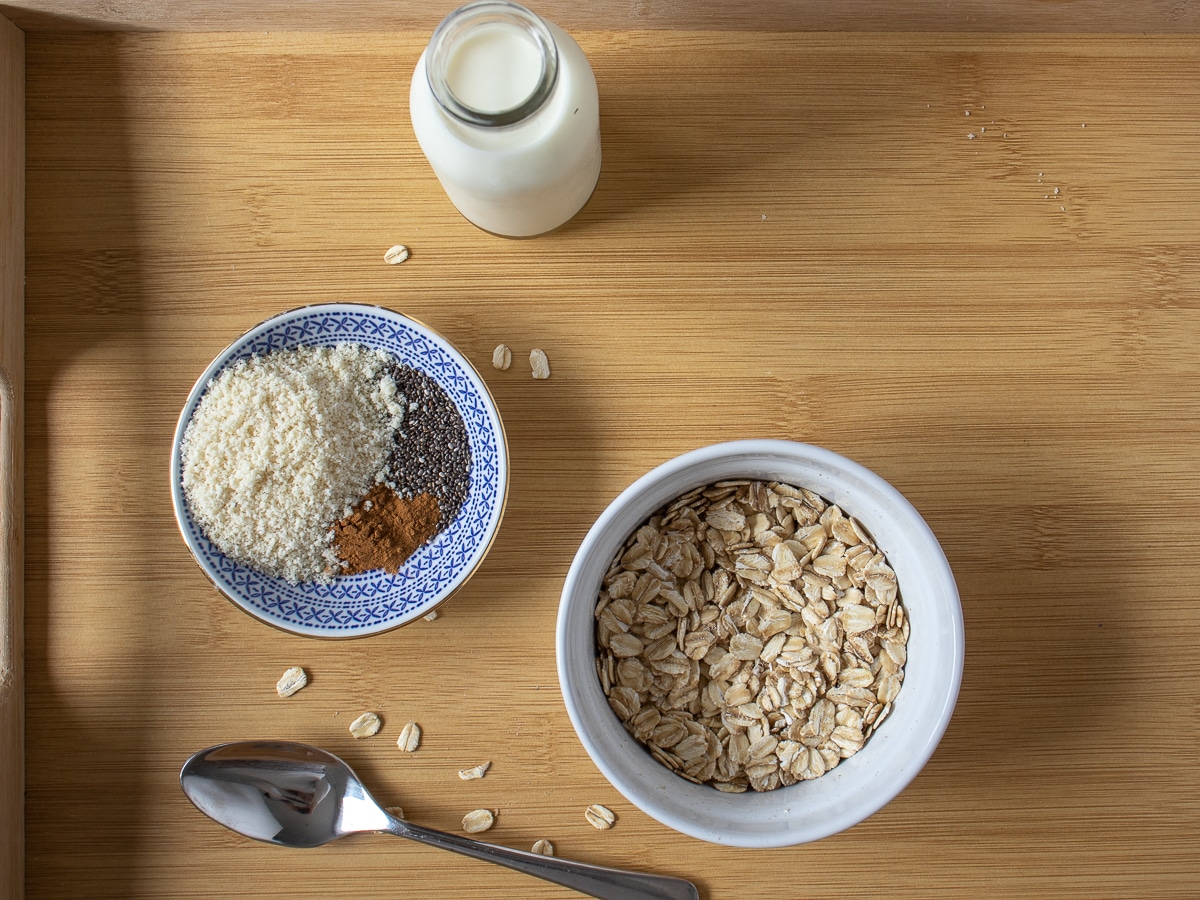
409, 1, 602, 237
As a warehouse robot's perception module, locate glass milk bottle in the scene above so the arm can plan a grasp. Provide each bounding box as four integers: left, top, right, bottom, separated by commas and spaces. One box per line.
409, 1, 602, 237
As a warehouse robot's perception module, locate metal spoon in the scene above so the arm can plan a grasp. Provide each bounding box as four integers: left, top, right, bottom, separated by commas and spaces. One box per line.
180, 740, 698, 900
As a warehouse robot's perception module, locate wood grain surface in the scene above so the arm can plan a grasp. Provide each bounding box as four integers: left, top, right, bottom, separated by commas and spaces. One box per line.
0, 13, 23, 900
22, 31, 1200, 899
4, 0, 1200, 34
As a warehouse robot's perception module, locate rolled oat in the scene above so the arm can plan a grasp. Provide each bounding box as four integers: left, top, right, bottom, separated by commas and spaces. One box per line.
397, 721, 422, 752
529, 349, 551, 380
275, 666, 308, 698
594, 480, 909, 792
383, 244, 410, 265
462, 809, 495, 833
348, 712, 382, 739
458, 762, 491, 781
584, 804, 615, 830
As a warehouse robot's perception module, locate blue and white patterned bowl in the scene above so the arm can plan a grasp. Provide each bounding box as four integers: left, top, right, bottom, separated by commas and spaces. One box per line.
170, 303, 508, 638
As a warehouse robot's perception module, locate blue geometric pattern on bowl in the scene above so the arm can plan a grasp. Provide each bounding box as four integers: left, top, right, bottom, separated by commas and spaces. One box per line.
170, 304, 507, 638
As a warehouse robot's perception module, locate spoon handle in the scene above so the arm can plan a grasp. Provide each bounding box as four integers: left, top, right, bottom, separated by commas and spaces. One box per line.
386, 817, 698, 900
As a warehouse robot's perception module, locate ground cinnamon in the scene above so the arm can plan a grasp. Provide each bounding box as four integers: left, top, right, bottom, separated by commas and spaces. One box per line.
334, 484, 440, 575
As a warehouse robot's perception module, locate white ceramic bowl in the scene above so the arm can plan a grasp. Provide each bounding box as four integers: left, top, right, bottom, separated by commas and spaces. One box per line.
556, 440, 963, 846
171, 303, 508, 638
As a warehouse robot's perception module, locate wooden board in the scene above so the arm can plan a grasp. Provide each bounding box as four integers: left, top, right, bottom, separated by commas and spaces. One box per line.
0, 13, 22, 900
3, 0, 1200, 33
23, 31, 1200, 899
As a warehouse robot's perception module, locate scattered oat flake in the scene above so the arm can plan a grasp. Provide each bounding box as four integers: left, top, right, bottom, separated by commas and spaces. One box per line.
397, 721, 421, 752
349, 712, 382, 739
530, 349, 551, 380
384, 244, 410, 265
276, 666, 308, 698
492, 343, 512, 370
585, 804, 616, 830
458, 761, 491, 781
385, 805, 404, 819
424, 610, 439, 621
462, 809, 495, 833
967, 133, 976, 140
531, 839, 555, 856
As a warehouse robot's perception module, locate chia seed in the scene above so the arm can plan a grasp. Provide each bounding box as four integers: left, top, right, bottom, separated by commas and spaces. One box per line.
385, 363, 472, 530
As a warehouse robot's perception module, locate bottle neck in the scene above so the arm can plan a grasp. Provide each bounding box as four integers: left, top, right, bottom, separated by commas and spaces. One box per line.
425, 1, 559, 128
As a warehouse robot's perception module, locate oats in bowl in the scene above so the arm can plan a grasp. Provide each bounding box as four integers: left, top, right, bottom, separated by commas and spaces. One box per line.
557, 440, 962, 847
594, 479, 908, 793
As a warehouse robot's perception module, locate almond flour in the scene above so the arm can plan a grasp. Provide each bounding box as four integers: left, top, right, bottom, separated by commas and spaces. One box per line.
181, 344, 404, 584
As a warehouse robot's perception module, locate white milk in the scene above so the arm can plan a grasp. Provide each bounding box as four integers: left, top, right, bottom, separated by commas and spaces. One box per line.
409, 2, 602, 238
444, 22, 543, 114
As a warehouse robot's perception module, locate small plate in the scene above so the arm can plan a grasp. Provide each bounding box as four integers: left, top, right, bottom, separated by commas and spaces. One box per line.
170, 303, 508, 638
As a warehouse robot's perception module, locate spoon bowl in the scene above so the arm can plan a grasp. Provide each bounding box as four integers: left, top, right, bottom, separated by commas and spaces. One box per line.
182, 741, 387, 848
181, 740, 697, 900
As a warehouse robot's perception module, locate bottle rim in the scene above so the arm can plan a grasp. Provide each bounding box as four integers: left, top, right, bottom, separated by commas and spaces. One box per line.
425, 0, 560, 128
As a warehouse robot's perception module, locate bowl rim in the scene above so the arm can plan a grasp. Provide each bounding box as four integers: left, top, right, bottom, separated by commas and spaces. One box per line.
556, 439, 964, 846
169, 302, 509, 639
